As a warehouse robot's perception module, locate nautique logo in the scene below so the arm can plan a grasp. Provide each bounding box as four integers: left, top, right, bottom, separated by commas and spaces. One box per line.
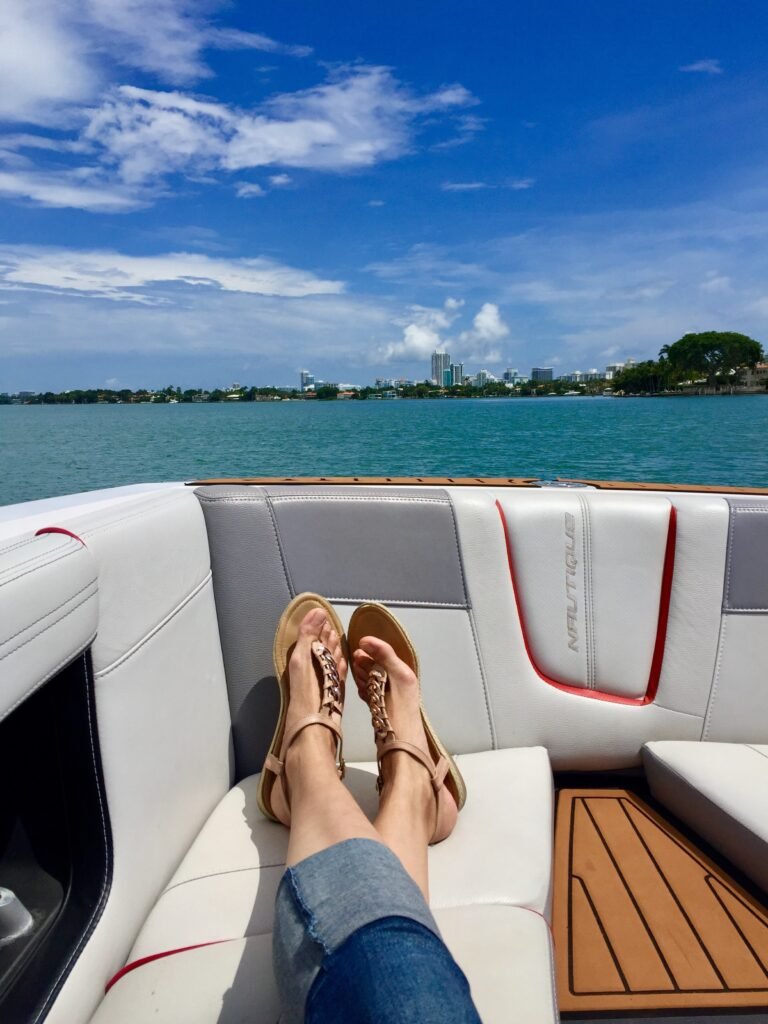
565, 512, 579, 652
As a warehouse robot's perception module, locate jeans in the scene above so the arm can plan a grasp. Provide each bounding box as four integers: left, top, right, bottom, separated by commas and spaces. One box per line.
273, 838, 482, 1023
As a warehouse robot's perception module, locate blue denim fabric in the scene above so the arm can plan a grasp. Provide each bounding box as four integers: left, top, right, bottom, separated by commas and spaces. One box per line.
306, 916, 483, 1024
273, 838, 480, 1023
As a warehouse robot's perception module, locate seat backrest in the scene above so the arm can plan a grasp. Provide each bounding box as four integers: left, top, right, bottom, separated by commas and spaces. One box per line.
197, 483, 768, 775
38, 488, 232, 1024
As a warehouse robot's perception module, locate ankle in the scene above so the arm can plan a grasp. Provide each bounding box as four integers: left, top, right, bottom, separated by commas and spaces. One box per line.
284, 726, 338, 779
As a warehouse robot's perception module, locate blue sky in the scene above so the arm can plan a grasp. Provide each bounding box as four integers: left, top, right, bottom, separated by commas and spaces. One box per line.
1, 0, 767, 391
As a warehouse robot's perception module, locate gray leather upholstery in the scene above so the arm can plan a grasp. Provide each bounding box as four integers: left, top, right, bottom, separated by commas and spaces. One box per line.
196, 485, 476, 777
723, 498, 768, 612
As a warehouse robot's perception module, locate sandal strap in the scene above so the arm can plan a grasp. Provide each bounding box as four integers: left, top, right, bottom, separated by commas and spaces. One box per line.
378, 739, 448, 794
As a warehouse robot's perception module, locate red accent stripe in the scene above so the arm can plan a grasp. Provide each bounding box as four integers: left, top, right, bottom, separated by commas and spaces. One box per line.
495, 500, 677, 706
105, 940, 228, 992
35, 526, 86, 546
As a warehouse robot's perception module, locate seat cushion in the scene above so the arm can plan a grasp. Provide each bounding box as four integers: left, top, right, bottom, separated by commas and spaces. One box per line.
95, 747, 554, 1020
92, 906, 556, 1024
128, 747, 553, 959
643, 741, 768, 891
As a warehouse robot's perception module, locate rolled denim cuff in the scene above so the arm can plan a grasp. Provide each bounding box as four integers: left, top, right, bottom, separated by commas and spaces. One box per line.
273, 838, 439, 1023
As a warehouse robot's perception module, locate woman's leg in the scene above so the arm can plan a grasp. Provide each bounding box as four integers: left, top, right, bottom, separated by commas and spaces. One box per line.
351, 636, 458, 901
273, 608, 479, 1024
278, 608, 381, 866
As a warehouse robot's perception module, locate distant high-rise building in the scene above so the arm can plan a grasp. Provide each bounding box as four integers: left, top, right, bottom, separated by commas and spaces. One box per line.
300, 370, 315, 391
431, 351, 451, 385
442, 368, 453, 387
503, 368, 520, 383
531, 367, 553, 383
450, 363, 464, 386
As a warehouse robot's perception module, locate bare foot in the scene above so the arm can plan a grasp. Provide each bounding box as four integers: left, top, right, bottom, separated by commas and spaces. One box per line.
271, 609, 347, 821
352, 636, 457, 841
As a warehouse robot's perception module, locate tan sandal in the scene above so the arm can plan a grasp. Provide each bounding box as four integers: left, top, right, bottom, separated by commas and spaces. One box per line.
257, 593, 346, 825
348, 602, 466, 844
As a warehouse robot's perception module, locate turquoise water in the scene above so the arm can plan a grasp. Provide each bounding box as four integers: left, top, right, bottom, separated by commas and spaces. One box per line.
1, 395, 767, 506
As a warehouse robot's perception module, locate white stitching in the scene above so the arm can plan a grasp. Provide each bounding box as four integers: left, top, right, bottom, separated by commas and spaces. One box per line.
0, 584, 97, 670
0, 535, 40, 557
702, 615, 727, 741
96, 572, 212, 678
1, 578, 96, 649
31, 655, 112, 1024
0, 617, 97, 725
268, 495, 449, 504
724, 502, 737, 608
467, 607, 498, 749
79, 491, 186, 541
264, 496, 295, 596
324, 597, 466, 608
0, 541, 80, 587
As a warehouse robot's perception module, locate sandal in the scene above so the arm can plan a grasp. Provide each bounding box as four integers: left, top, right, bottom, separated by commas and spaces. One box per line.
257, 593, 346, 825
348, 602, 466, 844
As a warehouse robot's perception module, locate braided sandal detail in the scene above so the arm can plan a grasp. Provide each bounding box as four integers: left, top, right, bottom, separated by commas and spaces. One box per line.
349, 602, 466, 844
257, 595, 346, 825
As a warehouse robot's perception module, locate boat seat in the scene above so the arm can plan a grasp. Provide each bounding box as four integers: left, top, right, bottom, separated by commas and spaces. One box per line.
643, 741, 768, 892
92, 747, 557, 1023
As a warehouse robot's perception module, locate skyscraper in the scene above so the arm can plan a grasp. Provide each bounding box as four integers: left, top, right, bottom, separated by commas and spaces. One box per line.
531, 367, 553, 383
450, 363, 464, 386
300, 370, 315, 391
431, 351, 450, 385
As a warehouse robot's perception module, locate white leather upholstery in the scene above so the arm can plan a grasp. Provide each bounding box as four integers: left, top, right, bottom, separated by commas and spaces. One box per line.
452, 489, 708, 768
91, 906, 556, 1024
704, 614, 768, 742
644, 741, 768, 892
500, 492, 672, 698
127, 748, 553, 961
436, 906, 557, 1024
0, 531, 97, 723
44, 489, 233, 1024
94, 749, 555, 1023
89, 936, 279, 1024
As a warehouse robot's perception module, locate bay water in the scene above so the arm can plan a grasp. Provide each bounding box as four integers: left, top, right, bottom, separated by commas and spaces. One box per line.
1, 394, 766, 507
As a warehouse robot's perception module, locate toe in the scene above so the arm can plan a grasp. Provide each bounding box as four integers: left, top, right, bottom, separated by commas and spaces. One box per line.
352, 649, 377, 694
298, 607, 326, 639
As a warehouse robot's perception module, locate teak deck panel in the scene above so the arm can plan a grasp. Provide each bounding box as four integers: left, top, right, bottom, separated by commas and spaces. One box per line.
553, 790, 768, 1013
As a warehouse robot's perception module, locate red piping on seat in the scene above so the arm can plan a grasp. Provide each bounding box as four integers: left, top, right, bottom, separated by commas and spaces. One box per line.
495, 500, 677, 706
105, 940, 229, 992
35, 526, 86, 546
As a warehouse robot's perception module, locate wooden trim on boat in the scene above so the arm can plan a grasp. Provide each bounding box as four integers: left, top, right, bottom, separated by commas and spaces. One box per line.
561, 477, 768, 494
188, 476, 541, 486
188, 476, 768, 494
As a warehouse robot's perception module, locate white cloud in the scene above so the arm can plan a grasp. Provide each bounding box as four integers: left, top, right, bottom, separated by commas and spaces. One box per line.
460, 302, 509, 342
506, 177, 535, 190
379, 298, 464, 360
459, 302, 509, 362
235, 182, 266, 198
269, 173, 292, 186
680, 59, 723, 75
0, 0, 311, 124
0, 246, 345, 302
0, 169, 143, 211
75, 67, 476, 195
700, 273, 732, 293
367, 199, 385, 207
376, 298, 508, 363
204, 28, 311, 59
441, 181, 490, 192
